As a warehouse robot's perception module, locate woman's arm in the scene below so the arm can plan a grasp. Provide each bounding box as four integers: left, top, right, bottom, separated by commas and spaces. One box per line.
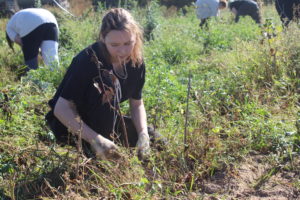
54, 97, 118, 158
6, 27, 22, 46
129, 98, 148, 135
129, 98, 150, 157
14, 34, 22, 46
6, 18, 18, 45
230, 7, 240, 22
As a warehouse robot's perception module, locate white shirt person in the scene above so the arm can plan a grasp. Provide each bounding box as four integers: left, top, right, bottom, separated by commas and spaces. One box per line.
195, 0, 227, 28
6, 8, 59, 71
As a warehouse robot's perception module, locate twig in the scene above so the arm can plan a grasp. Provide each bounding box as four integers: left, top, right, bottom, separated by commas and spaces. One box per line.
88, 46, 129, 147
75, 118, 83, 179
42, 178, 57, 197
184, 72, 192, 152
153, 73, 162, 130
117, 104, 129, 148
253, 165, 282, 190
52, 0, 75, 17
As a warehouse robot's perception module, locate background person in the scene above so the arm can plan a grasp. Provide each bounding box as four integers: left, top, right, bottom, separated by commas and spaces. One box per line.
45, 8, 159, 160
229, 0, 261, 24
6, 8, 59, 71
275, 0, 300, 26
195, 0, 227, 29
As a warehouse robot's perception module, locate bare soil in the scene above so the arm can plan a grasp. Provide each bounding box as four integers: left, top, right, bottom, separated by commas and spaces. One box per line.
199, 153, 300, 200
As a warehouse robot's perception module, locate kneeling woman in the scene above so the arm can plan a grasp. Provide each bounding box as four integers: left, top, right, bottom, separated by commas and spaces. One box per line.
46, 8, 151, 159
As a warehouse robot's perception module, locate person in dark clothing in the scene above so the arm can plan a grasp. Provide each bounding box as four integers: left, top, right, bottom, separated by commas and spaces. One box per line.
45, 8, 159, 160
229, 0, 261, 24
275, 0, 300, 26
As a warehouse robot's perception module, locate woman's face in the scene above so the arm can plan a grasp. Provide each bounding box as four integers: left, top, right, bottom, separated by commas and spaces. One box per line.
104, 30, 136, 64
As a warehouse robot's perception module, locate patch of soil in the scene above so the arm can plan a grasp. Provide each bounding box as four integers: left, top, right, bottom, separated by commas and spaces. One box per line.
201, 154, 300, 200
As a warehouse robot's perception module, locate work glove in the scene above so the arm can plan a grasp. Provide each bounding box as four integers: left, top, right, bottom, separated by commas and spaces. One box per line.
91, 136, 120, 160
136, 132, 150, 160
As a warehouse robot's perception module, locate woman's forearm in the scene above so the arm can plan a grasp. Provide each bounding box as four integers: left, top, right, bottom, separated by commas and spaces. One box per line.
53, 97, 104, 143
14, 35, 22, 46
129, 99, 148, 135
6, 26, 17, 43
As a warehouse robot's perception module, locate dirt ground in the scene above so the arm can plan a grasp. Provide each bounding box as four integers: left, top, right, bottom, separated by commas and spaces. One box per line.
198, 153, 300, 200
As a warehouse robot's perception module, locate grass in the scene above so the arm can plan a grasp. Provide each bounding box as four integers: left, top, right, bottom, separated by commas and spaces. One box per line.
0, 3, 300, 199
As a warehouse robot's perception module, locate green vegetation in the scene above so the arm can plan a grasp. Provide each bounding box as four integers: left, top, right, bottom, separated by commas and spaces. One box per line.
0, 4, 299, 199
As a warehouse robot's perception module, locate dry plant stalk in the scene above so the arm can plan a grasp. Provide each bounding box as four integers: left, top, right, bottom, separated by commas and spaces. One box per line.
184, 72, 192, 153
75, 116, 83, 179
89, 47, 129, 148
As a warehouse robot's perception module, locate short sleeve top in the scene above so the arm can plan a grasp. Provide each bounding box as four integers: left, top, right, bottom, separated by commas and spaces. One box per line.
195, 0, 219, 19
48, 42, 145, 135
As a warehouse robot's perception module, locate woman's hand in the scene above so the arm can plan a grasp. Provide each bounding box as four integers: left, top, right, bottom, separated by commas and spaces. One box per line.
91, 136, 120, 160
136, 132, 150, 159
129, 99, 150, 159
54, 97, 121, 160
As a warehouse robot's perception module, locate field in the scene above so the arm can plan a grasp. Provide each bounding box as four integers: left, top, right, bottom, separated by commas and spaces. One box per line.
0, 2, 300, 199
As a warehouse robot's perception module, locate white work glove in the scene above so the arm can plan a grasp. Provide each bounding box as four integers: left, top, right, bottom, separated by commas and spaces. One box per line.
136, 132, 150, 160
90, 136, 120, 160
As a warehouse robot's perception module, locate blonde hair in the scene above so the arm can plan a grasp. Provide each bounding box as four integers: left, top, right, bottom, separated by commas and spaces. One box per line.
99, 8, 144, 67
